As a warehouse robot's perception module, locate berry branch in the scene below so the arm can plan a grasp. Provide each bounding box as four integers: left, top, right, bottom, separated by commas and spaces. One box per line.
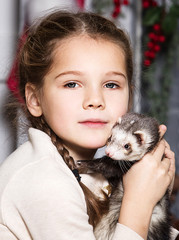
141, 0, 179, 122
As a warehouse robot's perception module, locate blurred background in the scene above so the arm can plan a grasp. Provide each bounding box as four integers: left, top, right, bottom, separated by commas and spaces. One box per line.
0, 0, 179, 230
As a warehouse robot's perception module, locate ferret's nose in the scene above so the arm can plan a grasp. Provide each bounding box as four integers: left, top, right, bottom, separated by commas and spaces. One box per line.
105, 149, 114, 158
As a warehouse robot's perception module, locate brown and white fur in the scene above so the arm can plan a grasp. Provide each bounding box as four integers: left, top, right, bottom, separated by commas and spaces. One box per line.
78, 113, 171, 240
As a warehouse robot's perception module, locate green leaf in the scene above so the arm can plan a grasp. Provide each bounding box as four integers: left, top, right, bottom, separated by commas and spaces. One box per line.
169, 4, 179, 17
143, 7, 162, 26
162, 16, 178, 35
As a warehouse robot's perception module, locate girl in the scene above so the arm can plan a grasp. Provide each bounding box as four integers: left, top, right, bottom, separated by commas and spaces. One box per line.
0, 10, 177, 240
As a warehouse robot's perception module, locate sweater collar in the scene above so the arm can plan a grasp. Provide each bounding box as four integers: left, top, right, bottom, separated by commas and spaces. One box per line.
28, 127, 58, 158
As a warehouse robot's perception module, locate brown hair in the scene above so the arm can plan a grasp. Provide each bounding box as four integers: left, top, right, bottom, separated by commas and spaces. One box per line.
18, 10, 134, 227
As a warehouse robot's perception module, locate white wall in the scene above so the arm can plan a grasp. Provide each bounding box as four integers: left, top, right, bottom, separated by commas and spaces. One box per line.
0, 0, 18, 163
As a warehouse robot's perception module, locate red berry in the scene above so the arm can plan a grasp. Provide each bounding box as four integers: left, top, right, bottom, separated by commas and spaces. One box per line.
154, 45, 160, 52
123, 0, 129, 5
153, 24, 160, 31
151, 1, 157, 6
145, 51, 150, 57
149, 32, 156, 40
159, 35, 166, 42
145, 50, 156, 59
112, 7, 121, 18
149, 51, 156, 58
143, 1, 150, 8
144, 59, 151, 66
112, 11, 118, 18
112, 4, 121, 18
148, 41, 154, 49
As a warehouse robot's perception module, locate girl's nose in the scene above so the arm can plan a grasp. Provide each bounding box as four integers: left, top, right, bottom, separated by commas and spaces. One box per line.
83, 89, 105, 110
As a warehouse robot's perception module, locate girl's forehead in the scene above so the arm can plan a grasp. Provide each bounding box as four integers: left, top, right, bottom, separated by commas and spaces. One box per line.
52, 35, 127, 71
53, 34, 125, 56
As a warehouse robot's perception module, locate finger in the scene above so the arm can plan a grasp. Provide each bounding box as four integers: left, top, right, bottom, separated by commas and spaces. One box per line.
159, 158, 174, 190
150, 139, 166, 162
164, 147, 174, 159
168, 169, 175, 191
166, 156, 176, 193
164, 139, 170, 150
168, 151, 176, 175
162, 149, 175, 174
159, 124, 167, 139
161, 157, 171, 171
162, 147, 175, 195
169, 176, 175, 196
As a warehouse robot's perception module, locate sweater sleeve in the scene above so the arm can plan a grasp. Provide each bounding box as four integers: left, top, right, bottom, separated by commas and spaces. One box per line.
0, 158, 145, 240
113, 224, 144, 240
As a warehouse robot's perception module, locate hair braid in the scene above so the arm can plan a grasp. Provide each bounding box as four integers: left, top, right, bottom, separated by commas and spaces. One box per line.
26, 113, 109, 227
34, 115, 76, 171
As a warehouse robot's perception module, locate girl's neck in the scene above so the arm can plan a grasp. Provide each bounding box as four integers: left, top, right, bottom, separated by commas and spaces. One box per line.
63, 142, 97, 162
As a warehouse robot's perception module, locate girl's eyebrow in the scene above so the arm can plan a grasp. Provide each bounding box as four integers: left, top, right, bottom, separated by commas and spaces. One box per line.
55, 71, 83, 79
55, 70, 126, 80
105, 71, 126, 80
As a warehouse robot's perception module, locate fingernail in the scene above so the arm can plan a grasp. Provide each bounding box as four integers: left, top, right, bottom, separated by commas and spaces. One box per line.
161, 124, 167, 131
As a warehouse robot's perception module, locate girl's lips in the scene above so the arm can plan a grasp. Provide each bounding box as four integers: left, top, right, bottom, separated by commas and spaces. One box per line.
79, 119, 108, 128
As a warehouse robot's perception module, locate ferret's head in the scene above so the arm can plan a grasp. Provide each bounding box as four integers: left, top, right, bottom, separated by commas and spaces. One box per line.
105, 118, 153, 161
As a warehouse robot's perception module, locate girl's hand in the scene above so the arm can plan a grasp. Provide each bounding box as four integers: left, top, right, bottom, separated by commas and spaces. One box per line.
163, 137, 175, 196
123, 124, 175, 209
118, 125, 175, 239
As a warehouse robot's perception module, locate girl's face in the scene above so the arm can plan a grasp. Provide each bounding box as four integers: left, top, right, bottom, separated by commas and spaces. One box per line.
26, 36, 129, 160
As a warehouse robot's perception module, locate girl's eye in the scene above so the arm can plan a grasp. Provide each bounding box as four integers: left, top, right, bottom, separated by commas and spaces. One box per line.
65, 82, 79, 88
105, 83, 119, 89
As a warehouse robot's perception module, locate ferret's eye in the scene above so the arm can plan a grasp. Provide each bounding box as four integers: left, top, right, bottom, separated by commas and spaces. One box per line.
124, 144, 130, 150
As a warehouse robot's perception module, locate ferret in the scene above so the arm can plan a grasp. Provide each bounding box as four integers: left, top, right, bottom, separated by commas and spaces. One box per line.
78, 113, 171, 240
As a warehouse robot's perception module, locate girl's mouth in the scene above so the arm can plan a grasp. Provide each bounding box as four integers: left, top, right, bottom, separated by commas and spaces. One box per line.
79, 119, 108, 128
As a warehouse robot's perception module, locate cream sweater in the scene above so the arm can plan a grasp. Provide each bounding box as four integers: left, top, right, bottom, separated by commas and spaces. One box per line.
0, 128, 178, 240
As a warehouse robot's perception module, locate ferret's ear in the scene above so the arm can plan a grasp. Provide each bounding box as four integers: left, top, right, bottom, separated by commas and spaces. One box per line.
25, 83, 42, 117
118, 117, 122, 124
134, 130, 147, 145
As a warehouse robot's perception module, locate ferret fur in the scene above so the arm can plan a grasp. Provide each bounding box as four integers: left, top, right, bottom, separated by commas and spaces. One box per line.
78, 113, 171, 240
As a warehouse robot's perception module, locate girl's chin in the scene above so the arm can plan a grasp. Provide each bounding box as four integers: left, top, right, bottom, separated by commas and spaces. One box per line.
81, 140, 106, 150
83, 134, 109, 148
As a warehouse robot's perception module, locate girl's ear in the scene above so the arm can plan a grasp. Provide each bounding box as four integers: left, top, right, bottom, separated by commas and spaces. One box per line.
25, 83, 42, 117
